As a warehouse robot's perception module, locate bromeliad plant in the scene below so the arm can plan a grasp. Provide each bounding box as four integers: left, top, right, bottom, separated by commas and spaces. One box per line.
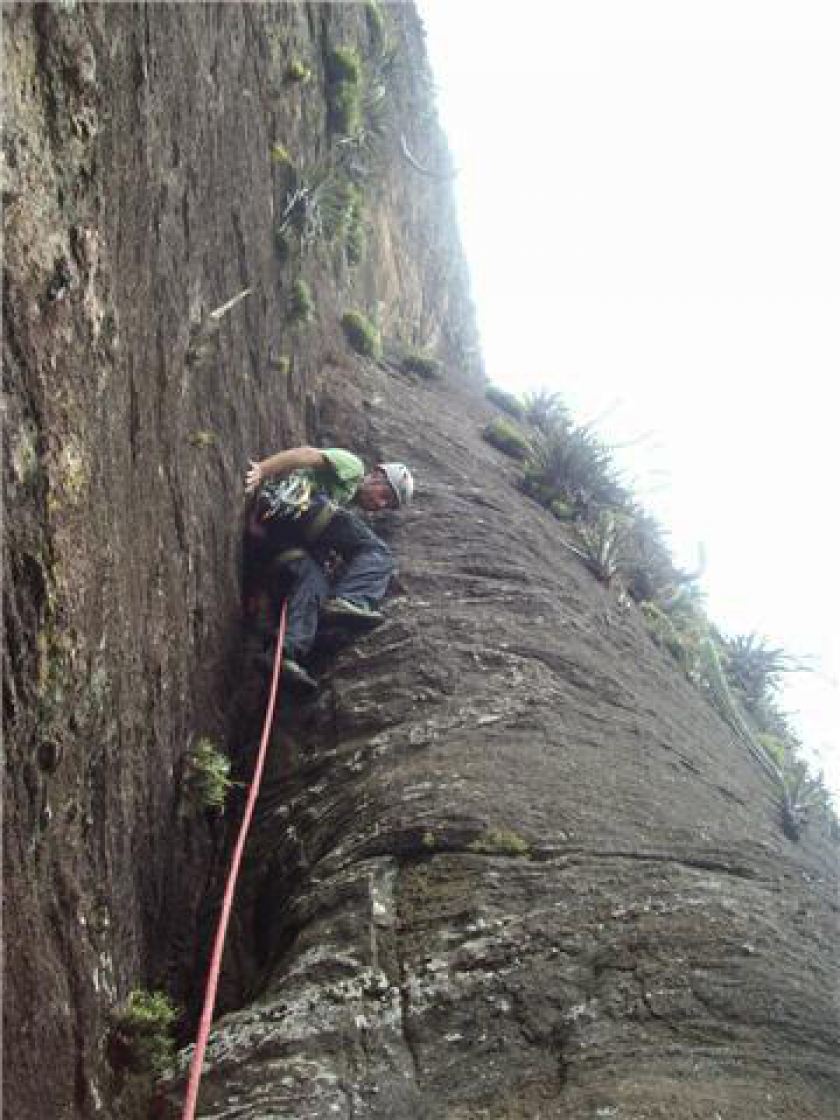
522, 421, 630, 515
719, 632, 804, 715
521, 388, 570, 435
697, 639, 828, 840
564, 509, 630, 586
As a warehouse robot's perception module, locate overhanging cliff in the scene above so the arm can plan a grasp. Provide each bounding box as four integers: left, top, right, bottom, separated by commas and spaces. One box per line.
3, 4, 838, 1120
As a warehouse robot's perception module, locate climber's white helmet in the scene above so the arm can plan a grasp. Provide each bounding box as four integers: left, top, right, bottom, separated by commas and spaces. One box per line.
378, 462, 414, 507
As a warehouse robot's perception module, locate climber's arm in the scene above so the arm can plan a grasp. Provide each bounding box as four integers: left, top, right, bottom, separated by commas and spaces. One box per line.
244, 446, 327, 493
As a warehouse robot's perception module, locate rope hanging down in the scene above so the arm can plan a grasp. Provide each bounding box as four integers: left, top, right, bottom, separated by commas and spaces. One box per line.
181, 602, 288, 1120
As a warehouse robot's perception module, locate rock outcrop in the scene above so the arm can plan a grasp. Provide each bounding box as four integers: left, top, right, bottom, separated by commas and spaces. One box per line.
3, 4, 838, 1119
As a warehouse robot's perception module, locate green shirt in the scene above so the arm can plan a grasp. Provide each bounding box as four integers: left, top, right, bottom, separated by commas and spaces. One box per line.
303, 448, 365, 505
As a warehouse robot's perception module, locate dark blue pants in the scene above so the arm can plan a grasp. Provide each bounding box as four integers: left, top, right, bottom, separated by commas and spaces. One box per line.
244, 498, 394, 660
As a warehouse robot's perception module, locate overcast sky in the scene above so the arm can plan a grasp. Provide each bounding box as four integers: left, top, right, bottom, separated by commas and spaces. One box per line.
417, 0, 839, 797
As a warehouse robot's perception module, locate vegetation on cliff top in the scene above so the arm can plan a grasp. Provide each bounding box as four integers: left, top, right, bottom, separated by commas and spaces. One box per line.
482, 382, 833, 836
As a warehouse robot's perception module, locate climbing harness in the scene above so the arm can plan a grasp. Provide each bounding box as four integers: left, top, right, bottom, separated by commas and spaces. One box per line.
180, 602, 288, 1120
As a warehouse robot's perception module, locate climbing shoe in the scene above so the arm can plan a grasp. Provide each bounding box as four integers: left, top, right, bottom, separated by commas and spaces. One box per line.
281, 657, 318, 692
321, 597, 384, 627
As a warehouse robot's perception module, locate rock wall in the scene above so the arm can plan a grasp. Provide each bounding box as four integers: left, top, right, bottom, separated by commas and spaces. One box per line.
3, 4, 838, 1119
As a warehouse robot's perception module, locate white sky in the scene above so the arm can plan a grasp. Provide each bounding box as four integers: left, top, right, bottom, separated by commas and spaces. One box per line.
417, 0, 839, 797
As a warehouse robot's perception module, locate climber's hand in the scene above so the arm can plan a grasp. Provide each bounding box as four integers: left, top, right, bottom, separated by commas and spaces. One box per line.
245, 459, 262, 494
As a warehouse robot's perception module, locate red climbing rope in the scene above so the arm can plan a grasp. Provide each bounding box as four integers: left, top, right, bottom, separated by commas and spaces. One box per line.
181, 602, 287, 1120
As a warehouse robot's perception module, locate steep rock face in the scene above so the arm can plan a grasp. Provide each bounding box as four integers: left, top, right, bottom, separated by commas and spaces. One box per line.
172, 373, 839, 1119
3, 5, 838, 1120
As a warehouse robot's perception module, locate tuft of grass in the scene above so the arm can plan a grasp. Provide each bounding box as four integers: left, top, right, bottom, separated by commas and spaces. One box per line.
340, 310, 381, 358
402, 351, 440, 379
485, 384, 524, 419
326, 47, 362, 84
270, 354, 291, 378
189, 430, 216, 449
184, 737, 232, 810
325, 48, 362, 135
345, 211, 366, 264
328, 83, 362, 135
285, 58, 311, 83
468, 829, 531, 857
321, 178, 362, 246
271, 143, 294, 168
482, 418, 531, 461
113, 990, 178, 1077
288, 278, 315, 323
365, 0, 387, 49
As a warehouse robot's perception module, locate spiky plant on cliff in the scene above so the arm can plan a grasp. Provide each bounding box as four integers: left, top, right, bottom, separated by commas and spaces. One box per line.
698, 639, 827, 840
522, 421, 629, 513
522, 387, 570, 434
564, 510, 629, 586
720, 632, 805, 713
485, 384, 524, 419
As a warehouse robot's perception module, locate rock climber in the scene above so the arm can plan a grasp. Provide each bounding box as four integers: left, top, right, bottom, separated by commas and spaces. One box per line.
242, 446, 413, 691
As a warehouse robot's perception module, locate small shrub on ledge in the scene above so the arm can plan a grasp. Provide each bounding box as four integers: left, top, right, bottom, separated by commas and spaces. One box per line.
346, 214, 366, 264
485, 384, 524, 419
271, 143, 294, 169
326, 46, 362, 84
326, 47, 362, 135
288, 278, 315, 323
365, 0, 387, 48
111, 990, 178, 1078
184, 737, 232, 811
285, 59, 311, 83
482, 418, 531, 460
402, 351, 440, 379
341, 310, 381, 358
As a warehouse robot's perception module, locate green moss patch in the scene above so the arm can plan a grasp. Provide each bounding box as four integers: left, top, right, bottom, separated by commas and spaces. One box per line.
485, 385, 524, 419
482, 418, 531, 460
288, 278, 315, 323
325, 48, 362, 135
402, 351, 440, 379
468, 829, 531, 857
341, 310, 381, 358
